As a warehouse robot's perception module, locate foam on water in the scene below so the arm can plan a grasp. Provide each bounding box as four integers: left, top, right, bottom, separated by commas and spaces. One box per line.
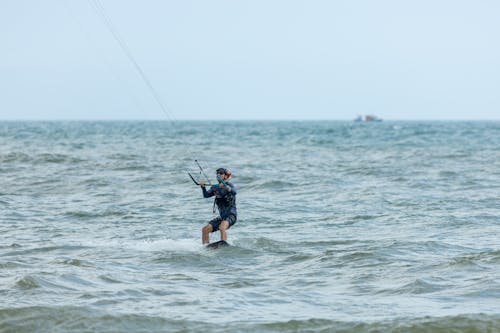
126, 238, 204, 252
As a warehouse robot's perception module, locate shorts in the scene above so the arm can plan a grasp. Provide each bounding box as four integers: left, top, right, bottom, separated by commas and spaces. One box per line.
208, 214, 237, 232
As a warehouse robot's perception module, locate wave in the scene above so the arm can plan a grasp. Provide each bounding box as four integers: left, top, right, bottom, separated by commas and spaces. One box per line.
236, 237, 293, 254
257, 315, 500, 333
0, 152, 31, 163
3, 245, 89, 257
245, 180, 297, 190
299, 239, 358, 248
0, 152, 84, 164
14, 276, 41, 290
446, 249, 500, 267
0, 307, 499, 333
378, 277, 452, 295
64, 209, 129, 219
14, 275, 77, 291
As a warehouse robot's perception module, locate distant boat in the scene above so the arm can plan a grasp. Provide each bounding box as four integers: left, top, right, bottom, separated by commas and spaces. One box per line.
354, 115, 383, 122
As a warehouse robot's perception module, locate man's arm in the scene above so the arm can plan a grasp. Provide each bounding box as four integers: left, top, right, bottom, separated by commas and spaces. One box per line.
199, 182, 214, 198
222, 182, 237, 195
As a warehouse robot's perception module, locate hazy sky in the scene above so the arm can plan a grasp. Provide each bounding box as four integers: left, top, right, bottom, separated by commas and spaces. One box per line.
1, 0, 499, 120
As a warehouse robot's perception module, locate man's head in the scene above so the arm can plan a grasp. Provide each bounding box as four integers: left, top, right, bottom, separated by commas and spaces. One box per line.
216, 168, 232, 181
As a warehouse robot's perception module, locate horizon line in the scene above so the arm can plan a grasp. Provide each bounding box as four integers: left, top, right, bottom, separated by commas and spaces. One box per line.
0, 118, 499, 122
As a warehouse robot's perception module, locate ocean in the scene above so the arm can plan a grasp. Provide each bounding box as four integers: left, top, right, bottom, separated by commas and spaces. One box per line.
1, 120, 499, 332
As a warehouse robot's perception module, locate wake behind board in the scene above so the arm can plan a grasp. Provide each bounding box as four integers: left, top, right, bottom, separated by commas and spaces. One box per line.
206, 240, 229, 249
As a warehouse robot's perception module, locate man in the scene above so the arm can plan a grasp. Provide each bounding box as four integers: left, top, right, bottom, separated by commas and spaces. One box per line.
199, 168, 237, 245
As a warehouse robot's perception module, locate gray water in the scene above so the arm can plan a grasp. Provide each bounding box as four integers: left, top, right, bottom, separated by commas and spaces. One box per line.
1, 121, 499, 332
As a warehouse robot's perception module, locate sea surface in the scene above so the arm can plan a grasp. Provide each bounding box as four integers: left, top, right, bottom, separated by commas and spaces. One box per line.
1, 120, 499, 332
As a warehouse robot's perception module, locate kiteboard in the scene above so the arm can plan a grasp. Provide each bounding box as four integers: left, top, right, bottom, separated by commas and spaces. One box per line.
206, 240, 229, 249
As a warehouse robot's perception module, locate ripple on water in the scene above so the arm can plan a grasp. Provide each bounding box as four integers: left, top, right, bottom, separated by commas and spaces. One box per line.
2, 307, 499, 333
377, 277, 453, 296
15, 276, 41, 290
3, 245, 89, 257
14, 274, 76, 292
51, 258, 93, 267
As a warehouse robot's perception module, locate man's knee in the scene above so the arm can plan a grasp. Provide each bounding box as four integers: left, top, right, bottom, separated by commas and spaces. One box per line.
202, 224, 212, 233
219, 221, 229, 231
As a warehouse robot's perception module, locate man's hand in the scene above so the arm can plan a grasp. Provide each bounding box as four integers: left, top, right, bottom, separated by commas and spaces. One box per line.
199, 181, 206, 187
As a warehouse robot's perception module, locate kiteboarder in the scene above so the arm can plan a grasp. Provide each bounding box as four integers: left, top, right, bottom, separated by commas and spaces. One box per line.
199, 168, 237, 245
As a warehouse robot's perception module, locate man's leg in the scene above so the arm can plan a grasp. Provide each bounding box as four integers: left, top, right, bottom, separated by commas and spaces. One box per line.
202, 224, 213, 244
219, 220, 230, 241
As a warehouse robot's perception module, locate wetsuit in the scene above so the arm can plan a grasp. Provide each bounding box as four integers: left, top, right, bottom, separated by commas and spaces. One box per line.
202, 182, 237, 231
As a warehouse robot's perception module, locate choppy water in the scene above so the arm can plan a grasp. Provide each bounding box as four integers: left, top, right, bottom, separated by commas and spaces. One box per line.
1, 121, 499, 332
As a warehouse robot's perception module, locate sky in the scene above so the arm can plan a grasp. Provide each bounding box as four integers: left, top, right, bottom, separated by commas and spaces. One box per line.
1, 0, 499, 120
